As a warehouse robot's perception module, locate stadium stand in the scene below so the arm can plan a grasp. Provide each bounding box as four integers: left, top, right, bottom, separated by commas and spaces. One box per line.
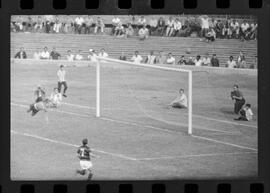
11, 32, 257, 68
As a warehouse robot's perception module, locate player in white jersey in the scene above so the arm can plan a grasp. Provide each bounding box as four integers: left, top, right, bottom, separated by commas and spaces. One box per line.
49, 87, 62, 108
57, 65, 68, 97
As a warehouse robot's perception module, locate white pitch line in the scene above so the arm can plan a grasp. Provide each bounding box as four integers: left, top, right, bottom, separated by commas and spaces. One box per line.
136, 151, 258, 161
11, 102, 257, 152
192, 135, 257, 151
62, 101, 257, 129
11, 130, 137, 161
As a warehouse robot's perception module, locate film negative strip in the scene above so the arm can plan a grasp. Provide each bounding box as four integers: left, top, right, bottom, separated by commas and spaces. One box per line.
1, 0, 269, 192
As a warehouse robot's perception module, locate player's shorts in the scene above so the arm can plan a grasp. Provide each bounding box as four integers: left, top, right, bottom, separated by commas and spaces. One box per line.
80, 160, 93, 170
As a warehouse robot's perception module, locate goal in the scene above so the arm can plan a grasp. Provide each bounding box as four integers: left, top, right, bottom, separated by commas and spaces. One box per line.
95, 56, 193, 135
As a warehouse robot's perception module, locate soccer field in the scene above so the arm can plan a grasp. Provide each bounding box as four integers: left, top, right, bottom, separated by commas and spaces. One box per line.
11, 59, 258, 180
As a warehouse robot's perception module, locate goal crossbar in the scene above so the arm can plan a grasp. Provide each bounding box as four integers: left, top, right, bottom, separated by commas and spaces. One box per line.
96, 56, 193, 135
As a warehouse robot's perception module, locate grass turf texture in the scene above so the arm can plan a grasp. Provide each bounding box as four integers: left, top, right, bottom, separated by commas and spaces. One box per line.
11, 60, 257, 180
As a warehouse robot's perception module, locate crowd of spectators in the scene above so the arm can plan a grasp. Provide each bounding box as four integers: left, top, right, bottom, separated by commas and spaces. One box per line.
11, 15, 257, 41
14, 46, 254, 68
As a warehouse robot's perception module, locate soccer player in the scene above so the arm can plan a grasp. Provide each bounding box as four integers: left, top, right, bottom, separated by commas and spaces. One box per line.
231, 84, 245, 114
49, 87, 62, 108
170, 89, 188, 108
234, 103, 253, 121
57, 65, 68, 97
76, 139, 94, 180
34, 85, 46, 102
27, 99, 48, 116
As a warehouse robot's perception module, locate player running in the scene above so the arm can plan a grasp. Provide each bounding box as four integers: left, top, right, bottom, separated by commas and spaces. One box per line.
76, 139, 95, 180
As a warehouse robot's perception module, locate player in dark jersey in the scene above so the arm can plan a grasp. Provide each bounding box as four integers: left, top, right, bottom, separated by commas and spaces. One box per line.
76, 138, 94, 180
27, 85, 47, 116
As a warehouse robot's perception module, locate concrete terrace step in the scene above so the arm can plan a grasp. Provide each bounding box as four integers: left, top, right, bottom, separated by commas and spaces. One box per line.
11, 33, 257, 68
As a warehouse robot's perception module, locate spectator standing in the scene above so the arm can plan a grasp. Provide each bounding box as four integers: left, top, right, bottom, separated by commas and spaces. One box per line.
131, 51, 143, 63
249, 22, 257, 40
166, 53, 176, 65
226, 56, 237, 68
137, 16, 146, 29
231, 84, 245, 114
157, 17, 165, 36
125, 23, 134, 38
53, 19, 62, 33
66, 50, 74, 61
94, 17, 105, 34
222, 19, 232, 38
138, 25, 149, 40
85, 16, 93, 34
40, 47, 50, 59
34, 16, 43, 33
194, 55, 203, 66
112, 16, 121, 35
237, 51, 246, 68
155, 51, 166, 64
230, 19, 240, 39
50, 47, 61, 60
119, 52, 127, 61
166, 17, 175, 37
145, 51, 156, 64
200, 15, 210, 37
240, 20, 250, 41
14, 47, 27, 59
75, 16, 85, 34
75, 50, 84, 61
149, 17, 158, 36
173, 18, 182, 37
177, 55, 187, 65
211, 54, 219, 67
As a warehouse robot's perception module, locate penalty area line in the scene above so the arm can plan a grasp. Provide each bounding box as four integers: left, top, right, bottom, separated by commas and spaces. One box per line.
11, 130, 137, 161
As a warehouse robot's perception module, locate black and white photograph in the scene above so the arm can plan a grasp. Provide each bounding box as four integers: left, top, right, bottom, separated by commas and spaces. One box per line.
10, 14, 258, 180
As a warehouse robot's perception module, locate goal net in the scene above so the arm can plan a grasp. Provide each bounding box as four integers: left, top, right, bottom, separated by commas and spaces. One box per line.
95, 56, 193, 135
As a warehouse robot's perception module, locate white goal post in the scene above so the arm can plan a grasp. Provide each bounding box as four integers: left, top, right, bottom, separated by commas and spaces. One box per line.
95, 56, 193, 135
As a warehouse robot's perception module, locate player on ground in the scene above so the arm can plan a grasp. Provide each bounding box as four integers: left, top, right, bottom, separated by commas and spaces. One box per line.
170, 88, 188, 108
57, 65, 68, 97
76, 139, 95, 180
27, 85, 46, 115
27, 99, 48, 116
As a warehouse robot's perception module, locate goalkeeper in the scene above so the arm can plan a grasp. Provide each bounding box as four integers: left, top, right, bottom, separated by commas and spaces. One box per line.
170, 89, 188, 108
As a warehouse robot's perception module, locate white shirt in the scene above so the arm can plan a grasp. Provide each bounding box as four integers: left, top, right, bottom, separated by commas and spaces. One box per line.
149, 19, 158, 27
146, 55, 156, 64
202, 57, 211, 66
245, 108, 253, 121
75, 54, 83, 60
33, 52, 40, 60
138, 18, 146, 25
98, 52, 108, 58
57, 69, 66, 82
88, 53, 97, 62
131, 55, 143, 63
241, 23, 250, 31
167, 20, 174, 27
50, 92, 62, 105
227, 60, 236, 68
75, 17, 84, 25
195, 59, 203, 66
112, 17, 120, 25
40, 51, 50, 59
201, 18, 209, 29
174, 21, 182, 30
231, 22, 239, 29
166, 57, 176, 65
172, 93, 188, 107
67, 54, 74, 61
